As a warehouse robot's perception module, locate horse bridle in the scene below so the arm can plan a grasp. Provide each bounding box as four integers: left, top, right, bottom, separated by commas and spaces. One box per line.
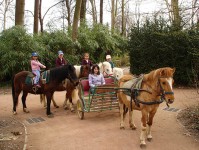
130, 76, 174, 109
158, 77, 174, 107
101, 62, 113, 76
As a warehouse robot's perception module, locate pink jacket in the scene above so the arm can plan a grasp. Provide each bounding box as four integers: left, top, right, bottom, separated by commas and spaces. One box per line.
31, 60, 45, 71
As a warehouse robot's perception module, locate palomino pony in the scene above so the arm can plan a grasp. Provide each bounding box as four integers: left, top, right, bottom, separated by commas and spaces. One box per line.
117, 67, 175, 147
40, 65, 91, 110
12, 64, 79, 117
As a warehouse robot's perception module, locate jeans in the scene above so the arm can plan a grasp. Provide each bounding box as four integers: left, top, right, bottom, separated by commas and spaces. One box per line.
90, 87, 95, 94
32, 70, 40, 84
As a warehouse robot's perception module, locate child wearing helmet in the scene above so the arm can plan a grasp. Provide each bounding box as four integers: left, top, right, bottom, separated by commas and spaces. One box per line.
55, 50, 67, 67
106, 55, 114, 70
31, 52, 46, 88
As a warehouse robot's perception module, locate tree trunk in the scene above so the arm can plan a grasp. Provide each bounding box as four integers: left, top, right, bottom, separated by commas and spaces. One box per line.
34, 0, 39, 34
15, 0, 25, 26
3, 0, 8, 30
121, 0, 125, 36
164, 0, 173, 24
38, 0, 43, 32
80, 0, 86, 23
100, 0, 103, 24
72, 0, 82, 41
171, 0, 181, 30
93, 0, 97, 23
65, 0, 71, 28
111, 0, 115, 31
90, 0, 97, 24
191, 0, 197, 27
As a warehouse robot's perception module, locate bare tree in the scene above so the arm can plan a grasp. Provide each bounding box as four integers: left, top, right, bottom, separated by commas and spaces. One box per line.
171, 0, 181, 30
89, 0, 97, 24
164, 0, 173, 24
100, 0, 103, 24
121, 0, 125, 36
72, 0, 82, 41
111, 0, 115, 30
15, 0, 25, 26
33, 0, 39, 34
0, 0, 14, 30
80, 0, 86, 23
39, 0, 64, 32
191, 0, 198, 26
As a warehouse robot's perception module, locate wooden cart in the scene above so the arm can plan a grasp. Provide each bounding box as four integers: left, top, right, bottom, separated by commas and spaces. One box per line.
76, 76, 119, 119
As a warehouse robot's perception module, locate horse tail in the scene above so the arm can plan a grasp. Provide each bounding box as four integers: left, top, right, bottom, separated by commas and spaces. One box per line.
40, 94, 44, 104
11, 74, 17, 106
123, 104, 128, 117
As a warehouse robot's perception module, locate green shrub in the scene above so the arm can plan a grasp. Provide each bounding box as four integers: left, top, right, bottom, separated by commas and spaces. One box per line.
129, 19, 199, 85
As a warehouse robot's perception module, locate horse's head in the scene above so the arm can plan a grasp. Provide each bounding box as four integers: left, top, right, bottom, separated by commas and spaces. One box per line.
113, 67, 124, 80
99, 62, 113, 75
67, 65, 79, 86
157, 67, 176, 104
80, 65, 91, 78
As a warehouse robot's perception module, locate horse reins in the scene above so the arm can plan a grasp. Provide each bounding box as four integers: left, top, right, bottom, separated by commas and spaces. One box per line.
129, 76, 174, 110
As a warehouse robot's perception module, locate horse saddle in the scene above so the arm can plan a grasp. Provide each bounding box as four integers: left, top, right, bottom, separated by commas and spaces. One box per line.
122, 75, 144, 96
25, 70, 50, 85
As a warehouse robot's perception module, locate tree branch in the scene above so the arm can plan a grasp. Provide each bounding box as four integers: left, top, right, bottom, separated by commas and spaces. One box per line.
42, 0, 64, 20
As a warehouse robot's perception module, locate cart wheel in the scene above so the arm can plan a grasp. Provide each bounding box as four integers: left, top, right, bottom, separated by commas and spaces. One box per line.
77, 99, 84, 120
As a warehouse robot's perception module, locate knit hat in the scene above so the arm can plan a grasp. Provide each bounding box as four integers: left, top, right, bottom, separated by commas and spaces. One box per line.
58, 50, 64, 55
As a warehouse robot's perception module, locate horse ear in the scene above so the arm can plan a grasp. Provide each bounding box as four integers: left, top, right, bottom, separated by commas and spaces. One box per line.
172, 68, 176, 74
159, 69, 166, 77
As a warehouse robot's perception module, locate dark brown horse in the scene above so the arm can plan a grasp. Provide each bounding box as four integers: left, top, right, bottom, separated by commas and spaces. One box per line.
12, 64, 79, 117
40, 65, 91, 110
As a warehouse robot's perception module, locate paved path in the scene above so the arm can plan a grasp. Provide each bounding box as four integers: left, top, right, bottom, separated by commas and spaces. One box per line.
0, 88, 199, 150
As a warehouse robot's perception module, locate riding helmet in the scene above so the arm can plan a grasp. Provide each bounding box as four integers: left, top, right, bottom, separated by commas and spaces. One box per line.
32, 52, 38, 57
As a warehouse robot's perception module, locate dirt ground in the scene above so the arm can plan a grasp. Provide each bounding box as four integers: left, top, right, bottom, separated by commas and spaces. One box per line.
1, 67, 199, 150
0, 86, 199, 150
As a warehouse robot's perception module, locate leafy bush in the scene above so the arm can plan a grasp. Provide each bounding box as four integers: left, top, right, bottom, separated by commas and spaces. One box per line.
0, 26, 44, 80
129, 19, 199, 85
0, 24, 128, 81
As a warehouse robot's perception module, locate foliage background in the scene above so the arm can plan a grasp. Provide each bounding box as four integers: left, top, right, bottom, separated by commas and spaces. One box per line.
0, 25, 128, 81
129, 19, 199, 85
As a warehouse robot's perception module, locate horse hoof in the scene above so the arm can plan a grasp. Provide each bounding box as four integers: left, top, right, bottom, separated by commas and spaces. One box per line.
140, 143, 146, 149
120, 126, 125, 130
64, 107, 69, 110
147, 137, 152, 142
70, 108, 75, 112
47, 113, 54, 118
13, 111, 17, 115
23, 108, 30, 113
130, 125, 137, 130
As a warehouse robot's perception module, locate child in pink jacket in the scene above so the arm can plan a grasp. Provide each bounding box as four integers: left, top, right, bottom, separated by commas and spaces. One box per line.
30, 52, 46, 87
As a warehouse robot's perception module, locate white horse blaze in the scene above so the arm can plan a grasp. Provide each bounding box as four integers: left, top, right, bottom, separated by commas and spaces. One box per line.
166, 77, 173, 90
74, 65, 81, 78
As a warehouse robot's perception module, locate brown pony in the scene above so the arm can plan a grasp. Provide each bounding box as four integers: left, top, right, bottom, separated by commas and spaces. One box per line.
40, 65, 91, 110
12, 64, 79, 117
117, 67, 175, 147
